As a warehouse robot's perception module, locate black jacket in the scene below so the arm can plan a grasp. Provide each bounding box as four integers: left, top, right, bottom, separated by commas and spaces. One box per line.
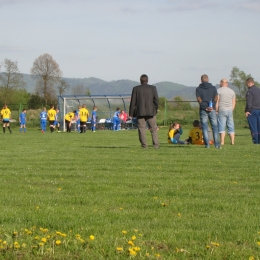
196, 82, 218, 110
245, 85, 260, 112
129, 83, 158, 117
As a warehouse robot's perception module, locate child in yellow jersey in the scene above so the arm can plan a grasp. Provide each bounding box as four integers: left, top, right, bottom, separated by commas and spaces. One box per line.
65, 110, 76, 132
186, 120, 214, 145
47, 105, 57, 133
168, 122, 187, 144
79, 104, 89, 133
1, 104, 12, 133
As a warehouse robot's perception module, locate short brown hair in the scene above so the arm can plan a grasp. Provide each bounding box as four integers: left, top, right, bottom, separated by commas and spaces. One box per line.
246, 77, 255, 84
201, 74, 209, 82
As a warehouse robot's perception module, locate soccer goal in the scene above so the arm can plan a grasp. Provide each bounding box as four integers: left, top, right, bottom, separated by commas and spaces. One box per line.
58, 94, 131, 131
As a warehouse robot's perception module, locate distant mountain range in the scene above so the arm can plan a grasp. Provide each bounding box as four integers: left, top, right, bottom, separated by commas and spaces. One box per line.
14, 74, 241, 100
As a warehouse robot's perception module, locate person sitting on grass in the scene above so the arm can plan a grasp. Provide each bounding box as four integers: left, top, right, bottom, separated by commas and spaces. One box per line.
186, 120, 203, 144
168, 122, 187, 144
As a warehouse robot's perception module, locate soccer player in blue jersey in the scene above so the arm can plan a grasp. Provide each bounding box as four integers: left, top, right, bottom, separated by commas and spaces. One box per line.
91, 106, 97, 132
113, 107, 121, 131
19, 109, 27, 133
53, 108, 60, 132
75, 105, 81, 133
40, 107, 47, 133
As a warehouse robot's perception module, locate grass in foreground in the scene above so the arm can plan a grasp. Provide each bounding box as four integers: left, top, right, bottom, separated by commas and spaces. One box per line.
0, 126, 260, 259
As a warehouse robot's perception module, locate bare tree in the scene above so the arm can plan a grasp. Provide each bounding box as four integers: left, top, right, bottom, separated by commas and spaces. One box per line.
72, 84, 85, 95
57, 79, 70, 96
31, 53, 62, 105
0, 58, 25, 101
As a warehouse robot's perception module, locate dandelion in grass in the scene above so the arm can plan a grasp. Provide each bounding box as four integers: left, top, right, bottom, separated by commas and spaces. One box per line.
3, 241, 7, 245
132, 246, 140, 251
61, 233, 67, 237
178, 213, 181, 217
89, 235, 95, 240
56, 231, 62, 235
36, 206, 39, 210
34, 236, 39, 240
128, 248, 137, 256
76, 234, 81, 238
249, 256, 255, 260
131, 235, 136, 241
128, 240, 134, 246
41, 238, 47, 243
39, 242, 44, 247
122, 230, 127, 235
211, 242, 220, 247
256, 241, 260, 246
134, 229, 138, 233
13, 231, 18, 236
161, 202, 167, 207
138, 234, 143, 237
55, 240, 61, 245
58, 188, 62, 191
119, 207, 123, 210
206, 245, 210, 249
14, 242, 20, 249
155, 253, 161, 258
116, 247, 123, 251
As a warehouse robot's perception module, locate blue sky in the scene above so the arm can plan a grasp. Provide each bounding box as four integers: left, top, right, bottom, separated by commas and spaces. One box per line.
1, 0, 259, 86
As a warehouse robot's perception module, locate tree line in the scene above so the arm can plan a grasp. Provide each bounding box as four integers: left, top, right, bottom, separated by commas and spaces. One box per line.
0, 53, 259, 109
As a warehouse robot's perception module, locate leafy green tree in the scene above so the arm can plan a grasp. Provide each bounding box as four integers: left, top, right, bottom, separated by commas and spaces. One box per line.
158, 97, 167, 109
27, 94, 45, 109
230, 67, 260, 97
172, 96, 192, 110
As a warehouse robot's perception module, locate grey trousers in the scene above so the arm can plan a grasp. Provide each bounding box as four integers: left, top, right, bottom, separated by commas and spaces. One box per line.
137, 116, 159, 148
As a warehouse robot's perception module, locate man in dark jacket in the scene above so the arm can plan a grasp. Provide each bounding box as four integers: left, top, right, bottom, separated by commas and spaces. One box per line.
129, 74, 159, 149
196, 74, 220, 148
245, 77, 260, 144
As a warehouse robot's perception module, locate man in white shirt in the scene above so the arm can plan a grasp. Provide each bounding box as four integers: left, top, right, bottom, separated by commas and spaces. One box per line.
216, 79, 236, 145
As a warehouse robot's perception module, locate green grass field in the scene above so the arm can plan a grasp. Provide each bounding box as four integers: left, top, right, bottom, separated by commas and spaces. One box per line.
0, 126, 260, 259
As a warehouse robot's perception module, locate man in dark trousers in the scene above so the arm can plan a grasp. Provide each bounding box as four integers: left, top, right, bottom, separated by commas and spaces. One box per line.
245, 77, 260, 144
129, 74, 159, 149
196, 74, 220, 148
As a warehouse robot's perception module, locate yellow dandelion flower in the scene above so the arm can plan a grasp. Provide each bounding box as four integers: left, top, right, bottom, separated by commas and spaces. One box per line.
55, 240, 61, 245
134, 229, 138, 232
122, 230, 127, 235
36, 206, 39, 210
211, 242, 220, 247
61, 233, 67, 237
34, 236, 39, 240
257, 241, 260, 246
131, 235, 136, 241
58, 188, 62, 191
41, 238, 47, 243
116, 247, 123, 251
132, 246, 140, 251
151, 246, 154, 250
39, 242, 44, 247
3, 241, 7, 245
178, 213, 181, 217
89, 235, 95, 240
56, 231, 62, 235
206, 245, 211, 249
128, 240, 134, 246
249, 256, 255, 260
46, 235, 51, 239
14, 241, 19, 246
119, 207, 123, 210
76, 234, 81, 238
128, 248, 137, 256
13, 231, 18, 236
161, 202, 167, 207
155, 253, 161, 257
40, 227, 44, 232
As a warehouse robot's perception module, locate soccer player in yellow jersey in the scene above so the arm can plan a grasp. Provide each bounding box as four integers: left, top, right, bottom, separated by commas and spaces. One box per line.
79, 104, 89, 133
187, 120, 203, 145
47, 105, 57, 133
1, 104, 12, 133
65, 110, 76, 132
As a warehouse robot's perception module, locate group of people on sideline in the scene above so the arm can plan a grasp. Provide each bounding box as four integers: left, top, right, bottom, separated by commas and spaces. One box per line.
129, 74, 259, 149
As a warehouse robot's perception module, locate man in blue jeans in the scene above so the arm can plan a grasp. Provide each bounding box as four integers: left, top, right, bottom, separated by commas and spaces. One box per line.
196, 74, 220, 148
245, 77, 260, 144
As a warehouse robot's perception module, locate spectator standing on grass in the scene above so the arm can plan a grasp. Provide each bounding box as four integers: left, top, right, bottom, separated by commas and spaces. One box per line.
40, 107, 47, 133
129, 74, 159, 149
47, 105, 56, 133
245, 77, 260, 144
19, 109, 27, 133
1, 104, 12, 134
216, 79, 236, 145
196, 74, 220, 149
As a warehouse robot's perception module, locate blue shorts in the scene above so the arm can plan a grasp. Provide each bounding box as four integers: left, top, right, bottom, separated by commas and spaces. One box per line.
20, 120, 26, 125
218, 110, 235, 134
54, 120, 59, 126
3, 119, 9, 123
